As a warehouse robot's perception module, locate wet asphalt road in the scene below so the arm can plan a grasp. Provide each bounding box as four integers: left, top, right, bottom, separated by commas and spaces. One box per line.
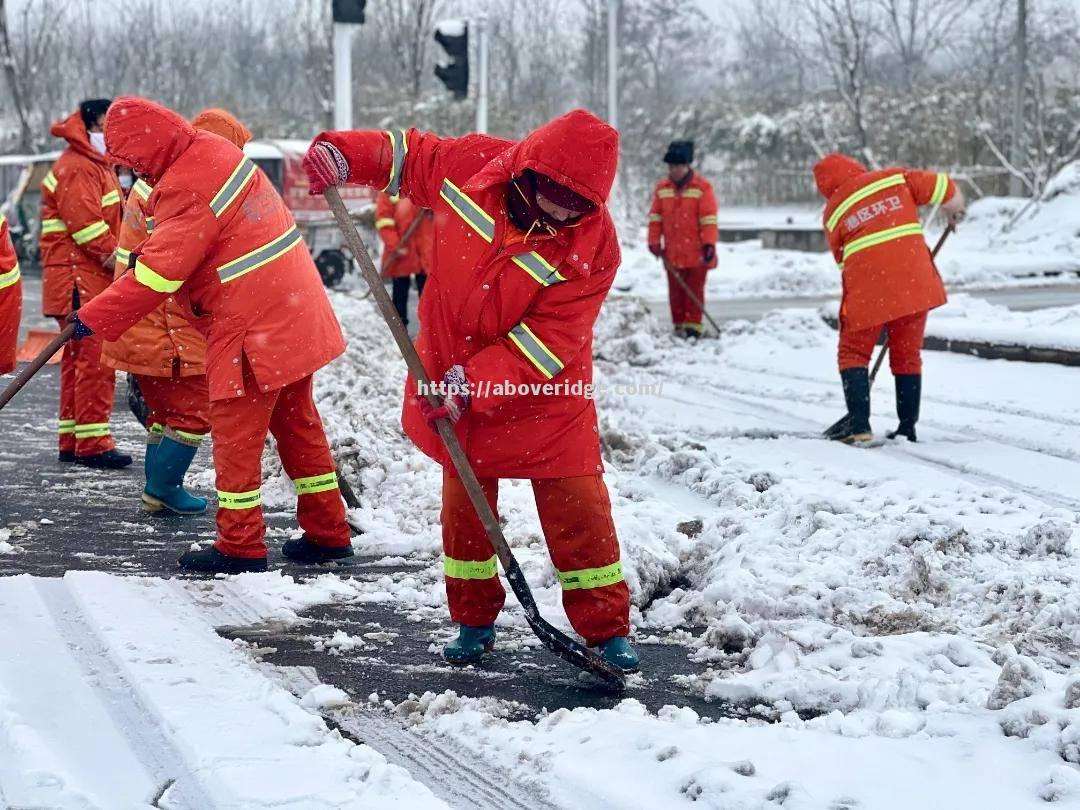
0, 363, 747, 718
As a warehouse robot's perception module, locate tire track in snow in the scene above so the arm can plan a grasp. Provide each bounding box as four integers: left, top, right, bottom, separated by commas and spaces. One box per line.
34, 578, 217, 810
686, 379, 1080, 512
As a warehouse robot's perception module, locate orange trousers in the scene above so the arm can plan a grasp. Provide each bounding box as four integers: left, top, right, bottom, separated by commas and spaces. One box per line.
838, 311, 928, 375
137, 373, 211, 438
441, 472, 631, 645
208, 362, 349, 559
666, 266, 707, 333
55, 316, 116, 456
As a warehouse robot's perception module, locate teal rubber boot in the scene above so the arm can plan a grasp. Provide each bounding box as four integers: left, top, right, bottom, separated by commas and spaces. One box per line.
143, 436, 208, 515
598, 636, 640, 673
443, 625, 496, 665
144, 436, 159, 481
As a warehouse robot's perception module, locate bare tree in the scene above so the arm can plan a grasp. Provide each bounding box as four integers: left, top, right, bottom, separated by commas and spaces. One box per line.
874, 0, 977, 88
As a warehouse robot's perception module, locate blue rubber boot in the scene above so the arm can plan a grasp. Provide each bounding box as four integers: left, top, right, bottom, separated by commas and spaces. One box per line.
144, 434, 160, 481
598, 636, 640, 673
143, 436, 207, 515
443, 625, 496, 665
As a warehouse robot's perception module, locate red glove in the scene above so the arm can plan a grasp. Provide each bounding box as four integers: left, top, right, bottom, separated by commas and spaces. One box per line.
417, 365, 471, 431
648, 243, 663, 258
303, 141, 350, 196
702, 243, 716, 265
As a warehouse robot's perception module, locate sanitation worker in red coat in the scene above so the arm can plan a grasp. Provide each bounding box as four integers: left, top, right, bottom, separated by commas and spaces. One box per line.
40, 99, 131, 468
74, 96, 353, 574
304, 109, 639, 672
814, 153, 966, 444
647, 140, 718, 338
374, 191, 433, 327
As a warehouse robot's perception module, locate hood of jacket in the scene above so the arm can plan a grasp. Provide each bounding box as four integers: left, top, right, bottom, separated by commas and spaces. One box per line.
467, 108, 619, 211
50, 110, 108, 166
191, 108, 252, 149
813, 152, 867, 199
103, 96, 196, 184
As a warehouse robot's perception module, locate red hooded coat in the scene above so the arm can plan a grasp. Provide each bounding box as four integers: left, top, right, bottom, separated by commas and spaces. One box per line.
316, 109, 620, 478
39, 111, 122, 316
0, 213, 20, 373
78, 97, 345, 401
814, 153, 954, 333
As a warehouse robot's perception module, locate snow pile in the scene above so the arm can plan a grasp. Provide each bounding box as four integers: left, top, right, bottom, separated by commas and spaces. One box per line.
928, 294, 1080, 351
402, 690, 1075, 810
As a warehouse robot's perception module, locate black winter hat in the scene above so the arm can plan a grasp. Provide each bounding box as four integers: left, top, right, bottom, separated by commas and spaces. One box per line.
663, 140, 694, 165
79, 98, 112, 129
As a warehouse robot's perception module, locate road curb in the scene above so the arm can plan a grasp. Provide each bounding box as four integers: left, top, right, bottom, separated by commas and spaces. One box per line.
820, 315, 1080, 367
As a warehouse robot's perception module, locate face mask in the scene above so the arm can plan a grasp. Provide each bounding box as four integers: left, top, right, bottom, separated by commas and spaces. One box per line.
118, 173, 134, 191
89, 131, 107, 155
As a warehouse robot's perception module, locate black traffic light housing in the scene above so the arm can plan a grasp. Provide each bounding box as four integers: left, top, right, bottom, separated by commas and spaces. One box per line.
434, 23, 469, 99
332, 0, 366, 24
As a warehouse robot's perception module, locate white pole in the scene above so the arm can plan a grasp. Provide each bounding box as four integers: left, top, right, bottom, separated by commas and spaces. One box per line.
333, 22, 353, 131
1008, 0, 1027, 197
607, 0, 618, 130
476, 16, 489, 134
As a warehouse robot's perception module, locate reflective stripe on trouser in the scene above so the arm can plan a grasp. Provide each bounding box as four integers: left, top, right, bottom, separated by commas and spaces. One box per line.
666, 266, 707, 330
57, 327, 117, 456
838, 310, 928, 375
441, 472, 630, 644
209, 364, 348, 558
137, 373, 211, 442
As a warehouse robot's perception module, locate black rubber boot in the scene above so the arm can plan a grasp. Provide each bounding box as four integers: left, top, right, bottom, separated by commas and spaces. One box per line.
281, 535, 355, 563
835, 368, 872, 443
58, 450, 76, 462
178, 546, 267, 574
75, 448, 133, 469
887, 374, 921, 442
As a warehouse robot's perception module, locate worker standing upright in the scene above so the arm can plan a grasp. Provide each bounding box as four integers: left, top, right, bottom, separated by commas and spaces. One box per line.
0, 210, 19, 375
40, 99, 130, 468
647, 140, 718, 338
814, 153, 966, 443
374, 191, 433, 328
303, 109, 639, 672
100, 108, 254, 515
74, 96, 353, 574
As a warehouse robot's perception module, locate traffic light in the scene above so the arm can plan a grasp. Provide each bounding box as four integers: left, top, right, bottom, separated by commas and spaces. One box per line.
332, 0, 366, 24
434, 21, 469, 99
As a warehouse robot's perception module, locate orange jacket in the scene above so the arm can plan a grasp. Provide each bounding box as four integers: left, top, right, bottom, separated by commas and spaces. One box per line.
39, 110, 122, 316
375, 192, 434, 278
78, 97, 345, 403
99, 109, 250, 378
647, 172, 718, 269
815, 153, 954, 333
0, 213, 20, 374
99, 179, 208, 377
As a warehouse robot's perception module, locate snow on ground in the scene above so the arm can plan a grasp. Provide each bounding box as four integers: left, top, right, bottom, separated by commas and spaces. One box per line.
0, 572, 446, 808
233, 288, 1080, 808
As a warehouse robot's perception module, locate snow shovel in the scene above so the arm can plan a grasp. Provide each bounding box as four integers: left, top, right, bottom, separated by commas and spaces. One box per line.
0, 323, 75, 412
16, 328, 66, 364
324, 185, 626, 689
662, 258, 722, 337
822, 225, 954, 439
